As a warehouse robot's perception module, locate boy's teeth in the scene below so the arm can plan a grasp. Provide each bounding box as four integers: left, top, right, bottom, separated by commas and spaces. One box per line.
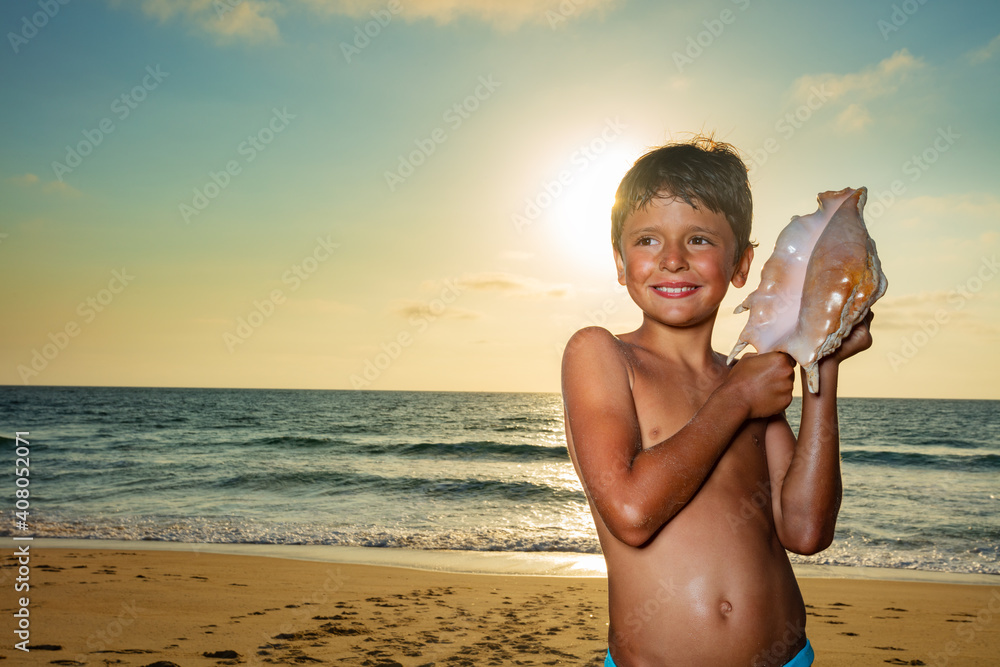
654, 286, 696, 293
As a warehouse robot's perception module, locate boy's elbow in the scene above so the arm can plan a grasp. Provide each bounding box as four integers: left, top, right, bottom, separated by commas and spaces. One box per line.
786, 534, 832, 556
603, 502, 658, 548
782, 523, 835, 555
612, 524, 653, 548
780, 497, 841, 555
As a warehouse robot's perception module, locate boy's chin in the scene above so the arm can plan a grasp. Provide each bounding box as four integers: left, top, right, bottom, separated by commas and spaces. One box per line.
643, 309, 719, 329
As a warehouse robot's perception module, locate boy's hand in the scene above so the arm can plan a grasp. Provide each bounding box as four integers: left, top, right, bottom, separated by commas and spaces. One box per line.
825, 311, 875, 364
726, 351, 795, 420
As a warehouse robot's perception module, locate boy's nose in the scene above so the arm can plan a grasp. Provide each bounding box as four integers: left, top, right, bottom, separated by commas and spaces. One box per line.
659, 247, 688, 272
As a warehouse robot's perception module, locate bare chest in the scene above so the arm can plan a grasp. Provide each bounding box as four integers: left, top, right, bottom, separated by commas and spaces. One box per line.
629, 362, 726, 449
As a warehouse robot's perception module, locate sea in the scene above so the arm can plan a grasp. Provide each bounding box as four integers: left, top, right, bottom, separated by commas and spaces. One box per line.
1, 386, 998, 580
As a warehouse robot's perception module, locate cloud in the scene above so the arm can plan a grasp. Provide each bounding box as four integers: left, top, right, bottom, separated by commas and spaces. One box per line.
300, 0, 618, 29
113, 0, 618, 42
9, 173, 81, 196
42, 181, 83, 196
455, 271, 571, 298
10, 173, 40, 187
834, 103, 873, 133
210, 1, 282, 41
115, 0, 281, 43
787, 49, 924, 131
791, 49, 925, 104
391, 300, 481, 320
288, 298, 363, 315
897, 193, 1000, 221
875, 290, 1000, 339
967, 33, 1000, 65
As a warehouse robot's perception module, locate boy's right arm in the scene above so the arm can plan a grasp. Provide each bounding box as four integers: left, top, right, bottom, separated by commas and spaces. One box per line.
561, 327, 793, 547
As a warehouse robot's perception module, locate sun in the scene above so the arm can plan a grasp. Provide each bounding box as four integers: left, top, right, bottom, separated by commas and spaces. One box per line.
545, 142, 647, 270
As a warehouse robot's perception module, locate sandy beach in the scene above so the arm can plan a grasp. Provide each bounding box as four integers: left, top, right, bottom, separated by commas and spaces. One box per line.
2, 548, 998, 666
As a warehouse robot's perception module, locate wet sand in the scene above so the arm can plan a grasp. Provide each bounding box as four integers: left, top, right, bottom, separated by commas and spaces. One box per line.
1, 548, 998, 666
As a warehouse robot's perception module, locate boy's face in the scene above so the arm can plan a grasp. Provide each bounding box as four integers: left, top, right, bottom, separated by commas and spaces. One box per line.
614, 195, 753, 329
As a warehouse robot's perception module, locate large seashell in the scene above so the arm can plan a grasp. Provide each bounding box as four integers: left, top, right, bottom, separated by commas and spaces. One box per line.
727, 187, 887, 393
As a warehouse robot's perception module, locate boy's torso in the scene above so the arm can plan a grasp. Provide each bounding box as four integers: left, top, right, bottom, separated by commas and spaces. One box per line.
566, 334, 807, 667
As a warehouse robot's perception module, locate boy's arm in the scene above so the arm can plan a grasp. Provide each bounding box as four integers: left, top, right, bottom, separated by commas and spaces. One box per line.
765, 315, 874, 555
562, 326, 795, 548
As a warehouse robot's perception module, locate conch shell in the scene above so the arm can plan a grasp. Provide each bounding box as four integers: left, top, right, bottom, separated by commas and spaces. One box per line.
727, 187, 887, 393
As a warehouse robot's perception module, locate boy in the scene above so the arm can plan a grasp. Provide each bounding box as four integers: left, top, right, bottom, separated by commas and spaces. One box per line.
561, 137, 873, 666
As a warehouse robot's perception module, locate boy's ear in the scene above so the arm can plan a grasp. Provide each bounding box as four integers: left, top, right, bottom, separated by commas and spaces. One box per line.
731, 246, 754, 288
614, 248, 626, 285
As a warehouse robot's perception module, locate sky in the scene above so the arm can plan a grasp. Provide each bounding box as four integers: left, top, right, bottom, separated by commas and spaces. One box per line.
1, 0, 998, 398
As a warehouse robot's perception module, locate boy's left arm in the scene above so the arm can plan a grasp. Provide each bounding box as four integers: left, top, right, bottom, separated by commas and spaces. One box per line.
765, 314, 874, 555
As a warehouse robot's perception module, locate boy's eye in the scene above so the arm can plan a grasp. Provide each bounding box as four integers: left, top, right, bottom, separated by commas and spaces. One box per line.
636, 236, 657, 246
689, 236, 712, 245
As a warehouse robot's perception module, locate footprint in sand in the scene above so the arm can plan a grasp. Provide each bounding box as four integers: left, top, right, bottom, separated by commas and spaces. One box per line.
203, 650, 241, 659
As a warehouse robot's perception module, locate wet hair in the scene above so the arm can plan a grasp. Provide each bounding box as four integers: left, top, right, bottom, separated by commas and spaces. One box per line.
611, 135, 756, 262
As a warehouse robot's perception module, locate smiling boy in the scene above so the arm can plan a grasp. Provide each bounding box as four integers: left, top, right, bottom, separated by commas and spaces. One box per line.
561, 137, 873, 666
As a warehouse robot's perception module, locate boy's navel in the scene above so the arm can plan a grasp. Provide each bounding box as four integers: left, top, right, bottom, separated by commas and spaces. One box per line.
720, 600, 733, 615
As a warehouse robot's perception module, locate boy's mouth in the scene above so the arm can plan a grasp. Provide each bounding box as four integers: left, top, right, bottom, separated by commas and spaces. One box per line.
651, 283, 699, 298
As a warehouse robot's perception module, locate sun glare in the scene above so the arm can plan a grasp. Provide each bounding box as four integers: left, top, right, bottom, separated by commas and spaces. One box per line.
546, 143, 646, 270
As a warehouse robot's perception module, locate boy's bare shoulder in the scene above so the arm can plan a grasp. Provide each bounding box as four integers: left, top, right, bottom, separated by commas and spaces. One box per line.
562, 326, 635, 389
563, 326, 628, 361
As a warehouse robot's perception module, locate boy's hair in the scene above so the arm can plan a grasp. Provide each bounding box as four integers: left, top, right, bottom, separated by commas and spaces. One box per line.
611, 135, 756, 262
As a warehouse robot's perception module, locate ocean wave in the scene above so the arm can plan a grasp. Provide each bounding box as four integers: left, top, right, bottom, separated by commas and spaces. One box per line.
379, 440, 568, 461
842, 449, 1000, 471
238, 436, 568, 461
5, 518, 602, 554
203, 469, 585, 503
6, 518, 999, 575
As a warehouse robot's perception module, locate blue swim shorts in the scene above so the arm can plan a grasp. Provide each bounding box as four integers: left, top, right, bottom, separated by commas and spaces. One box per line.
604, 638, 814, 667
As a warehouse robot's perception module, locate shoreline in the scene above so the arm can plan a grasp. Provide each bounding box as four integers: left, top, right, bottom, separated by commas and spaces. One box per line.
2, 537, 997, 584
1, 546, 998, 666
